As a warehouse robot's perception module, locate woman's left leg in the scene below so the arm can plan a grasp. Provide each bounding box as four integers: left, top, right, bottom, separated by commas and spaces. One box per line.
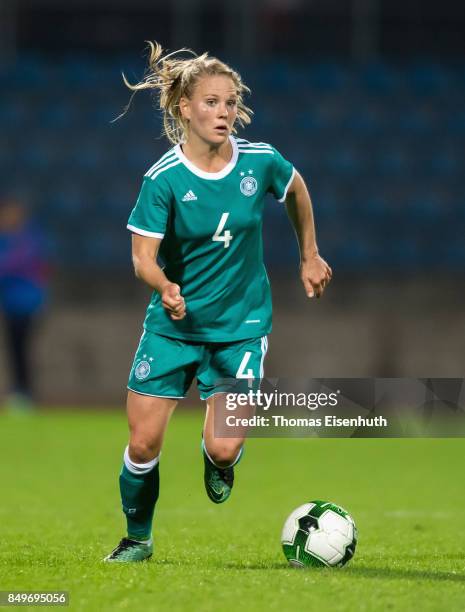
203, 393, 245, 467
201, 393, 248, 504
199, 336, 268, 503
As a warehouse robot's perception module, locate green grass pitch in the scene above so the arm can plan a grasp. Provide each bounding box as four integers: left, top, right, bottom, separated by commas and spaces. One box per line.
0, 409, 464, 611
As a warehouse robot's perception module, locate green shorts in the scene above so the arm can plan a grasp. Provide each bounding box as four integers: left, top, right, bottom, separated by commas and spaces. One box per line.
127, 330, 269, 400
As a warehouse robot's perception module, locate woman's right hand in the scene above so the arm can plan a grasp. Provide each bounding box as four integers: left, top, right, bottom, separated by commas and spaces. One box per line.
161, 282, 186, 320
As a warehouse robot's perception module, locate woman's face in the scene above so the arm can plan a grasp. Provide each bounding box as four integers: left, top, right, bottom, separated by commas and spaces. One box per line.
180, 74, 238, 146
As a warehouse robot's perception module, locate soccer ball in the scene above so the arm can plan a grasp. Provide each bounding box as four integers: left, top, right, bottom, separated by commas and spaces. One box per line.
281, 500, 357, 568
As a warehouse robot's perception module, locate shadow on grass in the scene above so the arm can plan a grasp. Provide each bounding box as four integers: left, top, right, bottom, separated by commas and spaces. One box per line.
344, 566, 465, 583
219, 563, 465, 582
154, 559, 465, 583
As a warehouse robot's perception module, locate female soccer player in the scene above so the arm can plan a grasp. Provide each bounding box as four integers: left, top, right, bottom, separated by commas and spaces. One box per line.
105, 42, 332, 562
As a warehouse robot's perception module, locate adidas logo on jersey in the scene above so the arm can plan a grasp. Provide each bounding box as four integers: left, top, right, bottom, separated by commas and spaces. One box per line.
182, 190, 198, 202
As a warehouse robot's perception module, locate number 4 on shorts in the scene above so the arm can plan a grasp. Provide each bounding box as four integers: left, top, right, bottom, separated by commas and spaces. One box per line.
236, 351, 254, 379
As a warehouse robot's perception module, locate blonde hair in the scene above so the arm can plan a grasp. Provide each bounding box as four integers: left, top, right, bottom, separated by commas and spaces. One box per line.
118, 41, 253, 144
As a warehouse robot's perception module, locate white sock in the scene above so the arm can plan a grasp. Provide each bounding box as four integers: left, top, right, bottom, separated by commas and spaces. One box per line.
130, 536, 153, 545
124, 446, 160, 475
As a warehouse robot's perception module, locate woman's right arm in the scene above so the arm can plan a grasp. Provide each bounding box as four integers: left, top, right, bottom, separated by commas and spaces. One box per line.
131, 233, 186, 320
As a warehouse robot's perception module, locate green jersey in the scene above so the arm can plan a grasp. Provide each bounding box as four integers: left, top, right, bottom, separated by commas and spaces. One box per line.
127, 135, 295, 342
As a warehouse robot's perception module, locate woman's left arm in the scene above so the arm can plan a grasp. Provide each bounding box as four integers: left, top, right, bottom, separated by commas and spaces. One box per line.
285, 170, 332, 298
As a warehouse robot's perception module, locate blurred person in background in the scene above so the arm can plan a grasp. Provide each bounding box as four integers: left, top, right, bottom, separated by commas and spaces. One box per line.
0, 195, 49, 411
104, 42, 331, 563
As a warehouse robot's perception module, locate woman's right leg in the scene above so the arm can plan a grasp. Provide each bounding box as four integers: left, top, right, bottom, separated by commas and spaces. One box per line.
126, 390, 177, 462
119, 391, 177, 544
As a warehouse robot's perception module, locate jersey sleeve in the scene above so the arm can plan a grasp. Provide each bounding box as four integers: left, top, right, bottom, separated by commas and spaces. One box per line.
267, 146, 296, 203
127, 176, 171, 238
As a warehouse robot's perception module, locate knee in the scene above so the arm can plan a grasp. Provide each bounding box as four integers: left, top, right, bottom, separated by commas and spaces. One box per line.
207, 442, 242, 467
128, 439, 160, 463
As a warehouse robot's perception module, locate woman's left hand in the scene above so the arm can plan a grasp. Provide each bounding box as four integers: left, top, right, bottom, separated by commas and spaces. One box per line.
300, 254, 332, 298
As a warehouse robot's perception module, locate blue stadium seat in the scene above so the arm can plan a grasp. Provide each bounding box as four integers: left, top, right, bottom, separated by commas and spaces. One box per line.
408, 62, 452, 97
357, 63, 399, 95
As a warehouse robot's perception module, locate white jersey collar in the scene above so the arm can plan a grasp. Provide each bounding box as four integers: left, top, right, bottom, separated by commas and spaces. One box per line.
174, 135, 238, 180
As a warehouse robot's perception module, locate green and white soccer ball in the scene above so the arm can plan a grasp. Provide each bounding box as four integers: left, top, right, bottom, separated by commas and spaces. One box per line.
281, 500, 357, 568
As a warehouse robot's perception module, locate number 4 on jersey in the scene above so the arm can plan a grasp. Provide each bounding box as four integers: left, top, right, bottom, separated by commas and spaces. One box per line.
212, 212, 233, 248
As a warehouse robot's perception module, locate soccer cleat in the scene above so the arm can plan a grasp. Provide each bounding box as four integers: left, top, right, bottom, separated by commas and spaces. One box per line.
202, 444, 242, 504
103, 537, 153, 563
203, 453, 234, 503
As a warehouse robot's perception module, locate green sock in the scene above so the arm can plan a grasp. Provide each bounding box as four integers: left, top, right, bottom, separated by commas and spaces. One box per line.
119, 463, 159, 541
